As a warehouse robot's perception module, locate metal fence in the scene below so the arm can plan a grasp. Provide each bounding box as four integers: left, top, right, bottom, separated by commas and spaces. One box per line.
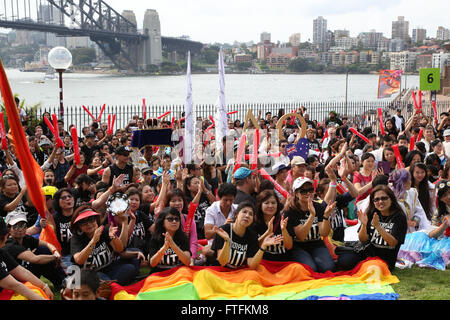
25, 99, 450, 134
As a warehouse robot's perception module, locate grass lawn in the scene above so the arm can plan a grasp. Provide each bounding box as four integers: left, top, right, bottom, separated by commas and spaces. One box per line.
391, 267, 450, 300
44, 265, 449, 300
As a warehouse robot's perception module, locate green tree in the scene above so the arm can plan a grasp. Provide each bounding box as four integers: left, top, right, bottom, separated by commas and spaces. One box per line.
236, 62, 252, 71
70, 48, 96, 65
203, 48, 219, 65
288, 58, 311, 72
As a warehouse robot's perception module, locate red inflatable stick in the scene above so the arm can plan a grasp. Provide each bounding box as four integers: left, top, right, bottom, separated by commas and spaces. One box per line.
227, 111, 238, 115
96, 104, 106, 122
157, 111, 171, 120
416, 127, 424, 142
259, 168, 290, 199
71, 127, 80, 165
432, 101, 438, 126
418, 90, 422, 110
108, 114, 111, 133
170, 117, 176, 129
108, 114, 116, 135
392, 144, 405, 169
409, 136, 416, 152
184, 202, 198, 235
82, 105, 97, 121
349, 127, 370, 144
0, 112, 7, 150
143, 99, 147, 120
378, 108, 386, 136
50, 114, 64, 148
233, 134, 247, 174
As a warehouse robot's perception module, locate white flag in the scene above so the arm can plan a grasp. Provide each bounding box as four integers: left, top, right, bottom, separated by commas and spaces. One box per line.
184, 51, 195, 164
215, 47, 228, 154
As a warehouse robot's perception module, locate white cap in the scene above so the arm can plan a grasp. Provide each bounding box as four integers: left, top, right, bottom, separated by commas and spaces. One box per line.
444, 129, 450, 137
292, 177, 314, 192
5, 210, 27, 226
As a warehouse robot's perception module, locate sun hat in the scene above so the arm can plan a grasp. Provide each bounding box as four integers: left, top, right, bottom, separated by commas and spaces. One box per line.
5, 210, 28, 226
290, 156, 306, 166
73, 210, 100, 225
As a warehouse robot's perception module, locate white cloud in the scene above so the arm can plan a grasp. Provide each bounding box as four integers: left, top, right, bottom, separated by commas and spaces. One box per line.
103, 0, 450, 43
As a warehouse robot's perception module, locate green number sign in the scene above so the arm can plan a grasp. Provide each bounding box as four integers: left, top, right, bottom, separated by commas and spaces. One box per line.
420, 68, 440, 91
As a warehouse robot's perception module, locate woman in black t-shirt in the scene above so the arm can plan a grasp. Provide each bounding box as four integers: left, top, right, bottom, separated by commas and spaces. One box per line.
212, 201, 282, 269
70, 205, 137, 286
336, 185, 407, 271
284, 177, 337, 273
252, 190, 292, 261
148, 207, 191, 273
0, 175, 27, 218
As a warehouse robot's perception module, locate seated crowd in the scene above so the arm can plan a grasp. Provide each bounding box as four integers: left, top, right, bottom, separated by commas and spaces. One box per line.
0, 105, 449, 300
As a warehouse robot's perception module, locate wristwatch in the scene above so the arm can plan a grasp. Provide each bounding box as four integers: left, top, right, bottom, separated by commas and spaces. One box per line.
323, 216, 329, 221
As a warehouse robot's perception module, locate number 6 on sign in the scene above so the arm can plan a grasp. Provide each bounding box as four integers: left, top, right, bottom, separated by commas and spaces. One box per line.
420, 68, 440, 91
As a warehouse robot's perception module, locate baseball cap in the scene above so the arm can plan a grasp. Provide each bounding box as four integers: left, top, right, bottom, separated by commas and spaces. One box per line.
5, 210, 27, 226
42, 186, 58, 198
39, 139, 51, 147
292, 177, 314, 192
272, 163, 290, 175
73, 210, 100, 225
443, 129, 450, 137
0, 218, 7, 237
115, 146, 131, 155
141, 166, 153, 174
291, 156, 306, 166
233, 167, 254, 180
85, 132, 95, 139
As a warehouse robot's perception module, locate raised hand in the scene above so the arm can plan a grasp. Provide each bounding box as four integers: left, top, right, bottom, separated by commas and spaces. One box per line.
324, 201, 337, 219
280, 215, 289, 231
372, 213, 380, 228
358, 209, 368, 226
92, 225, 104, 244
262, 233, 283, 248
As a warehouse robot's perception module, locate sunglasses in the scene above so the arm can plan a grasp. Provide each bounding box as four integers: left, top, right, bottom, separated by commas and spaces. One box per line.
79, 216, 97, 225
60, 194, 73, 201
165, 217, 180, 223
11, 222, 27, 230
143, 171, 153, 175
299, 188, 315, 195
373, 196, 390, 203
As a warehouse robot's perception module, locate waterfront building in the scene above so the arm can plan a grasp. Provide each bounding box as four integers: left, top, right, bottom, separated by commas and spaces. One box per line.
369, 51, 381, 65
392, 16, 410, 43
289, 33, 301, 47
377, 38, 391, 52
265, 52, 292, 70
358, 30, 383, 50
334, 29, 350, 39
334, 37, 358, 50
436, 26, 450, 40
412, 28, 426, 44
416, 54, 433, 71
313, 16, 328, 51
390, 39, 406, 52
390, 51, 418, 72
432, 52, 450, 73
234, 53, 253, 63
260, 32, 271, 43
257, 42, 275, 60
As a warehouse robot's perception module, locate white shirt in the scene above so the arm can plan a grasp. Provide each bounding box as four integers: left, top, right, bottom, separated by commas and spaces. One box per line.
204, 201, 237, 245
370, 148, 383, 162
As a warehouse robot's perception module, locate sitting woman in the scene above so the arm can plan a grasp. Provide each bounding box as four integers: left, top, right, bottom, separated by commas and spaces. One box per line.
147, 207, 191, 273
4, 210, 66, 290
284, 177, 337, 273
252, 189, 292, 261
70, 205, 137, 286
212, 201, 282, 269
389, 169, 431, 233
336, 185, 408, 271
397, 180, 449, 270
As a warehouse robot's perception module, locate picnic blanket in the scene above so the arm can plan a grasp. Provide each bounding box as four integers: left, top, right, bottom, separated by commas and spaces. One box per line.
110, 258, 399, 300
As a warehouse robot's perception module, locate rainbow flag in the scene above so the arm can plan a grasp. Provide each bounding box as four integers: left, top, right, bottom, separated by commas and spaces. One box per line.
0, 282, 50, 300
110, 258, 399, 300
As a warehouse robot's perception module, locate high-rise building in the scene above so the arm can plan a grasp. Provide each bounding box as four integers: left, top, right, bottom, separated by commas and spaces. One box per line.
334, 29, 350, 39
260, 32, 271, 43
289, 33, 301, 47
38, 4, 66, 47
358, 30, 383, 50
313, 16, 328, 51
412, 28, 426, 43
392, 16, 409, 43
436, 26, 450, 40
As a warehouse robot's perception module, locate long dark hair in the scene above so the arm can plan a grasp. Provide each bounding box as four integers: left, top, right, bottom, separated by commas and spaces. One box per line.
436, 181, 449, 218
255, 189, 282, 230
366, 185, 405, 218
152, 207, 188, 245
410, 162, 432, 220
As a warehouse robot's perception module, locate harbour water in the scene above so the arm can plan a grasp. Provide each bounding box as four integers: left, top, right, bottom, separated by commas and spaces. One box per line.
6, 69, 420, 109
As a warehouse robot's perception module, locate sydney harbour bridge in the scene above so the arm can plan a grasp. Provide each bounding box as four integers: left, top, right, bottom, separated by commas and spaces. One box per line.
0, 0, 204, 72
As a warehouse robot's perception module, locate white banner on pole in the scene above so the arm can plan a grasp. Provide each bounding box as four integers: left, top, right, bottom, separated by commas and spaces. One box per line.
215, 47, 228, 154
184, 51, 195, 164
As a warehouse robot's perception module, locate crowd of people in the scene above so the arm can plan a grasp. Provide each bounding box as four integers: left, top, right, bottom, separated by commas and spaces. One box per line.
0, 98, 449, 300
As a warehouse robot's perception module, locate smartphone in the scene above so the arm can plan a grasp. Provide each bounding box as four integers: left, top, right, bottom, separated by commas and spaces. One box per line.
377, 161, 390, 175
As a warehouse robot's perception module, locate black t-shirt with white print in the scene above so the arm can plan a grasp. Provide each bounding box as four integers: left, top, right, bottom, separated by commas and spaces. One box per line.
0, 193, 27, 218
330, 192, 354, 243
53, 211, 73, 256
211, 223, 259, 269
285, 200, 325, 249
251, 218, 290, 261
0, 248, 19, 282
364, 210, 407, 270
128, 210, 154, 254
4, 235, 40, 269
70, 225, 116, 271
147, 232, 190, 271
